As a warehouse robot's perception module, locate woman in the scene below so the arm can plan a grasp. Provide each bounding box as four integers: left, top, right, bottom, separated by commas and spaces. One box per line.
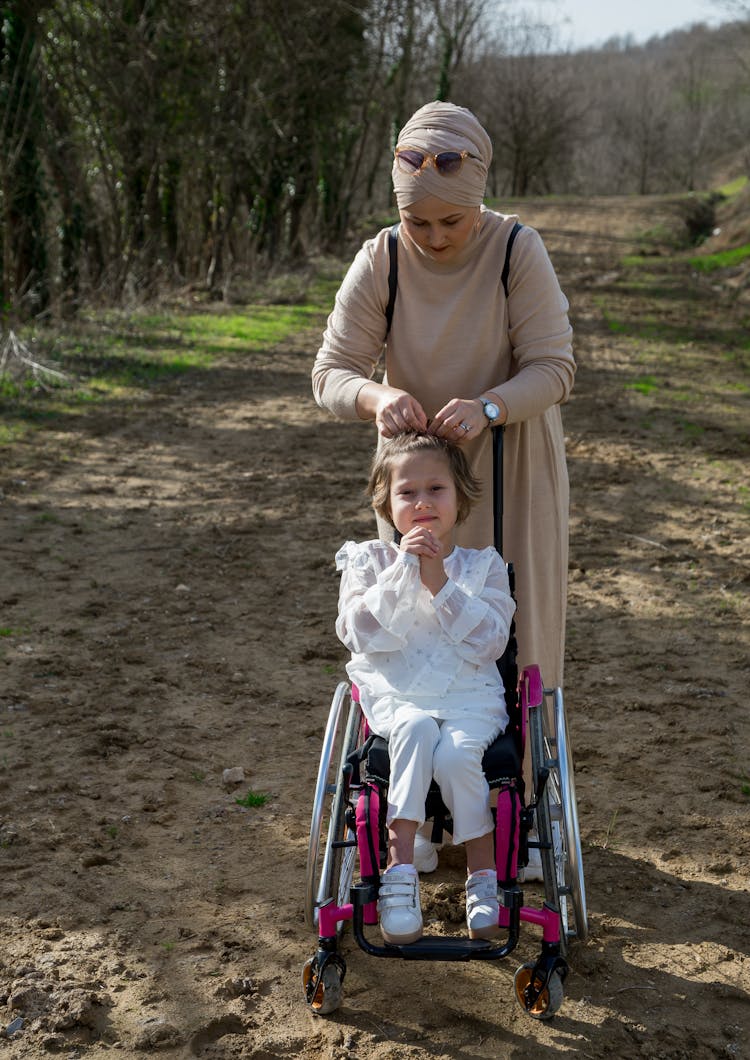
312, 100, 575, 694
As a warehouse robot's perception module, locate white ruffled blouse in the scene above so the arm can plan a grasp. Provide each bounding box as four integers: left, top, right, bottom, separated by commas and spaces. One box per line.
335, 540, 516, 733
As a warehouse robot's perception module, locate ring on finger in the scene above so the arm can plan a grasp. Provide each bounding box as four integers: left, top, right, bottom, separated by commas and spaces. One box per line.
460, 422, 471, 433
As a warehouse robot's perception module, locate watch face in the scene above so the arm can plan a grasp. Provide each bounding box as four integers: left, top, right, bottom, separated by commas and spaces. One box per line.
484, 401, 500, 421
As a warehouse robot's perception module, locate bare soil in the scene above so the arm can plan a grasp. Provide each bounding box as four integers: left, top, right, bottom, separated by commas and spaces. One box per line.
1, 195, 749, 1059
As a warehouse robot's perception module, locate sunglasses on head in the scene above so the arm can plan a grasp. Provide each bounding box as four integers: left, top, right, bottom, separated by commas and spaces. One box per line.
394, 146, 474, 176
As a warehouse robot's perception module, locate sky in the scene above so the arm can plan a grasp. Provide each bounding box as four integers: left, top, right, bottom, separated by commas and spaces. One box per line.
553, 0, 730, 49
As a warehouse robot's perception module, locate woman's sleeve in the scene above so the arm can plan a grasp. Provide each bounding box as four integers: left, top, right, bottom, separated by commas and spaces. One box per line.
429, 553, 515, 664
335, 543, 422, 652
493, 226, 576, 424
312, 234, 391, 421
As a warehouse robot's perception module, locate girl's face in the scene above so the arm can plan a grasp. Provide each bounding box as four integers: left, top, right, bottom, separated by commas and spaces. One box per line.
399, 195, 480, 263
388, 450, 459, 549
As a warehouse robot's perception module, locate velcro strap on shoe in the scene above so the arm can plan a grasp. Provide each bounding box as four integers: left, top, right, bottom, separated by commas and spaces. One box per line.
379, 876, 418, 905
466, 875, 498, 910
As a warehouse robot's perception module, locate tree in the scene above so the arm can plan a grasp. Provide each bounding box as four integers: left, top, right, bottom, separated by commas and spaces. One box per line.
432, 0, 489, 100
473, 18, 583, 196
0, 4, 48, 317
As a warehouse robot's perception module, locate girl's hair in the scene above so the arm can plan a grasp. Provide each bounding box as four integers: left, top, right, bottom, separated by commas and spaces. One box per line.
367, 432, 481, 526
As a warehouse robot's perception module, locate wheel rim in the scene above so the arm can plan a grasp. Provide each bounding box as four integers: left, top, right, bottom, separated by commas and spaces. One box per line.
304, 683, 349, 929
316, 698, 361, 918
514, 965, 552, 1018
302, 958, 342, 1014
528, 700, 561, 915
305, 684, 362, 934
529, 690, 588, 947
551, 689, 588, 942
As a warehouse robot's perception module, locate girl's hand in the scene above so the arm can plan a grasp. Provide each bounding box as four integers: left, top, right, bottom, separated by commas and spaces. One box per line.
374, 387, 428, 438
399, 527, 447, 595
429, 397, 485, 442
399, 525, 441, 559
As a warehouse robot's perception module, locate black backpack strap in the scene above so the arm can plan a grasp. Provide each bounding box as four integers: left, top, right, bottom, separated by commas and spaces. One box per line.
385, 222, 400, 337
501, 221, 523, 299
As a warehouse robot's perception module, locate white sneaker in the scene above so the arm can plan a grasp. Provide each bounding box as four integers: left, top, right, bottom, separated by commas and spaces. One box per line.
518, 843, 544, 882
413, 832, 439, 874
378, 868, 423, 945
465, 870, 500, 939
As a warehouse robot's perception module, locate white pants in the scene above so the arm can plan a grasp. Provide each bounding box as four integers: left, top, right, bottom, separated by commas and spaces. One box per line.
384, 706, 503, 845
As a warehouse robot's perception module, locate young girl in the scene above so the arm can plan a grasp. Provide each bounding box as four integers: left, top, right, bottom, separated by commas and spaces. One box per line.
335, 432, 516, 945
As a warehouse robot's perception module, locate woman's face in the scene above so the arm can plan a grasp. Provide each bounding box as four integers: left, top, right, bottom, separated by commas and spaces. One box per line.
399, 195, 480, 263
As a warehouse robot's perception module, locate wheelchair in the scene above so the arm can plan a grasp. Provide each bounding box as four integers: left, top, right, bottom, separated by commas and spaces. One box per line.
303, 429, 588, 1020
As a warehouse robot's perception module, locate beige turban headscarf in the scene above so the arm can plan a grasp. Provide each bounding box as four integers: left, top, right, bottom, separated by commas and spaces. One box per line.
392, 101, 492, 208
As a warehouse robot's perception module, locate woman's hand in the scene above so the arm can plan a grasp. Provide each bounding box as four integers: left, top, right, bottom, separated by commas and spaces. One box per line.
358, 383, 428, 438
429, 397, 486, 443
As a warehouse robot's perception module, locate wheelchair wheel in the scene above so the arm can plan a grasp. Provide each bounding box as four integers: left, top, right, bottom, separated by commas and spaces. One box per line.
302, 955, 344, 1015
514, 963, 564, 1020
528, 687, 588, 950
304, 682, 362, 933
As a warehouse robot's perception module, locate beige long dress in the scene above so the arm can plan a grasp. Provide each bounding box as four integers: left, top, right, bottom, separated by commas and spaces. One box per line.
312, 209, 575, 688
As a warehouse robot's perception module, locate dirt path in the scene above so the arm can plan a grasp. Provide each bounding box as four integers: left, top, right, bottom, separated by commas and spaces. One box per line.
1, 196, 748, 1059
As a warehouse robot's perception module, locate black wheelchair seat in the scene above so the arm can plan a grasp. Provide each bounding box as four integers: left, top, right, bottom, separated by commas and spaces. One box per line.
363, 727, 521, 790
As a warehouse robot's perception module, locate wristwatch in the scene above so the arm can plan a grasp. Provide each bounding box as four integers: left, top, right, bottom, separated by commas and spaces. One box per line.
481, 398, 501, 424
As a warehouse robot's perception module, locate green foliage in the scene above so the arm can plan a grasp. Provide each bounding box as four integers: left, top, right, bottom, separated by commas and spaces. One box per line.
623, 242, 750, 273
625, 376, 659, 395
149, 306, 327, 351
0, 300, 329, 441
717, 176, 748, 198
688, 243, 750, 272
235, 790, 269, 808
604, 316, 629, 334
2, 2, 746, 319
678, 419, 705, 437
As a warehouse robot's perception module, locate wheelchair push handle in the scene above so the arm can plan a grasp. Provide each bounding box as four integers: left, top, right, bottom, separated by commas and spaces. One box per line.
492, 425, 505, 557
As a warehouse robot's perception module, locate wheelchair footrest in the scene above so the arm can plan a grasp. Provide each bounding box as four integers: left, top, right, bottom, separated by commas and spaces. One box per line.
354, 930, 519, 962
391, 935, 514, 961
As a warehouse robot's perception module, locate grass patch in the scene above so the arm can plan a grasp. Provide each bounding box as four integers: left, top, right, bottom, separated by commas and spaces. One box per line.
688, 243, 750, 272
0, 298, 333, 443
235, 790, 269, 808
678, 419, 705, 438
140, 306, 326, 352
602, 312, 629, 334
717, 176, 748, 198
620, 254, 680, 269
622, 241, 750, 274
625, 376, 660, 395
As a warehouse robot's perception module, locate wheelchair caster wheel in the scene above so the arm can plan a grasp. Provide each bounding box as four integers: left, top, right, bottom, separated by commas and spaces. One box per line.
302, 956, 344, 1015
513, 962, 564, 1020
